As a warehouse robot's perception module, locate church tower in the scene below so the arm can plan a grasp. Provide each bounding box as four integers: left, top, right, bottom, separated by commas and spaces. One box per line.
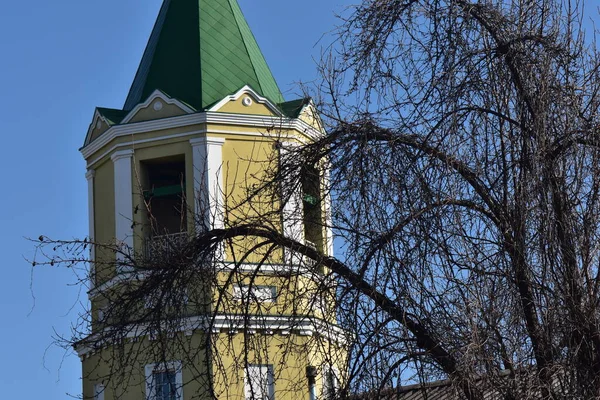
78, 1, 347, 400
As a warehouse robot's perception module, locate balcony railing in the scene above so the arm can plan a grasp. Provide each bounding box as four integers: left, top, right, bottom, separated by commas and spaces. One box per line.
144, 232, 188, 260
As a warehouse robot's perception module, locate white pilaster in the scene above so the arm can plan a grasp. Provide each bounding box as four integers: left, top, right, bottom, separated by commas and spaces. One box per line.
111, 149, 134, 272
86, 169, 96, 288
279, 142, 305, 264
190, 137, 226, 231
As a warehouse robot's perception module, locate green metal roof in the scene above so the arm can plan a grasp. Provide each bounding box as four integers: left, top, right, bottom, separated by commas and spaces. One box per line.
279, 98, 310, 118
97, 107, 128, 125
123, 0, 285, 111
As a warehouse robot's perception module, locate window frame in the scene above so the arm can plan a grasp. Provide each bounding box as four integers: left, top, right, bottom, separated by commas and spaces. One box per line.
244, 363, 275, 400
144, 361, 183, 400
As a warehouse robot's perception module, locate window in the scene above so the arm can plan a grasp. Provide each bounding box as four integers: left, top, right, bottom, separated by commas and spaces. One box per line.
244, 364, 275, 400
234, 285, 277, 303
94, 383, 105, 400
301, 164, 323, 250
322, 365, 339, 400
145, 361, 182, 400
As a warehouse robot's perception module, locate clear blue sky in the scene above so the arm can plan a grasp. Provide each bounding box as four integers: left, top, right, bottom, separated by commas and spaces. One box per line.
0, 1, 352, 398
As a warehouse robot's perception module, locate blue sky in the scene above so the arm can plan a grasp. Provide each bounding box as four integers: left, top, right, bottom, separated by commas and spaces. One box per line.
0, 1, 352, 398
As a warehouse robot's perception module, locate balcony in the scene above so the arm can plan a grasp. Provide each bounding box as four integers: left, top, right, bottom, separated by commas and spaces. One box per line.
144, 232, 189, 260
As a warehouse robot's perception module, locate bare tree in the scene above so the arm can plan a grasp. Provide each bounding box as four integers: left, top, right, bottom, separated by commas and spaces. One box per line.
33, 0, 600, 399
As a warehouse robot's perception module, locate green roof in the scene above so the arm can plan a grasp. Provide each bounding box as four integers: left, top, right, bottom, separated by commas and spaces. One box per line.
124, 0, 285, 111
279, 98, 310, 118
97, 107, 128, 125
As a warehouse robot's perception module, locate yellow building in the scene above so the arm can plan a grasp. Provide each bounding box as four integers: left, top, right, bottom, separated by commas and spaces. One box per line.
78, 1, 347, 399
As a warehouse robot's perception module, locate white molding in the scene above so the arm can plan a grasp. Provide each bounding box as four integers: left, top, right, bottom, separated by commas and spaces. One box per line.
279, 142, 305, 264
81, 111, 323, 161
322, 364, 340, 399
86, 169, 96, 289
208, 85, 283, 117
84, 109, 111, 147
112, 150, 134, 271
244, 364, 275, 400
86, 128, 304, 169
94, 383, 105, 400
87, 262, 312, 300
144, 360, 183, 400
121, 89, 195, 125
76, 314, 349, 357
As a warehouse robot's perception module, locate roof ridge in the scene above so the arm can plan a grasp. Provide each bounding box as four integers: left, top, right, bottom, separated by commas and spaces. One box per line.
123, 0, 172, 110
226, 0, 263, 95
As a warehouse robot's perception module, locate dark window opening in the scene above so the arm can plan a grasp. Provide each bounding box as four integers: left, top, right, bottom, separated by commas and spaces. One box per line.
142, 156, 187, 237
302, 165, 323, 251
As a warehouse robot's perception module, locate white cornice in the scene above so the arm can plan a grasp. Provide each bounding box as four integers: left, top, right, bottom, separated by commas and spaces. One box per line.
189, 136, 226, 147
88, 263, 312, 300
81, 112, 323, 161
76, 314, 349, 358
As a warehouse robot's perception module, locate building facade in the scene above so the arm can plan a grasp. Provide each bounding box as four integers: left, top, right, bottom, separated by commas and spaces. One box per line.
78, 1, 346, 399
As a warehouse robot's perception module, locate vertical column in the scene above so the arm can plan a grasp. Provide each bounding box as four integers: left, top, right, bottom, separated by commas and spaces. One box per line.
86, 169, 96, 288
111, 149, 134, 272
323, 164, 335, 257
279, 142, 305, 264
190, 137, 225, 231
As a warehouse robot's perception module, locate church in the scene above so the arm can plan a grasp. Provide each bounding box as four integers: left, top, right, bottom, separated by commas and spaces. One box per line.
77, 0, 347, 399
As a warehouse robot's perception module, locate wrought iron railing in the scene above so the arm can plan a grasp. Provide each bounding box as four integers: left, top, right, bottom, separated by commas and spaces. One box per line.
144, 232, 188, 260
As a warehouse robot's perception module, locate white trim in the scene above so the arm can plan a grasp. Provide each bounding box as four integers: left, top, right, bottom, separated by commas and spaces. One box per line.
322, 165, 334, 258
94, 383, 105, 400
112, 149, 134, 272
279, 142, 305, 264
144, 360, 183, 400
76, 314, 349, 357
233, 285, 277, 303
86, 128, 304, 169
86, 169, 96, 289
190, 137, 226, 261
84, 109, 112, 147
87, 262, 310, 299
322, 365, 340, 400
208, 85, 283, 117
244, 363, 275, 400
81, 111, 323, 161
121, 89, 195, 125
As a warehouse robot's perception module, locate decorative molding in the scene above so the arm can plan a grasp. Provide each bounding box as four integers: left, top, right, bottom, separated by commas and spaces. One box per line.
110, 149, 134, 162
81, 111, 323, 161
86, 128, 302, 169
121, 89, 194, 125
208, 85, 282, 116
76, 314, 349, 358
87, 263, 314, 300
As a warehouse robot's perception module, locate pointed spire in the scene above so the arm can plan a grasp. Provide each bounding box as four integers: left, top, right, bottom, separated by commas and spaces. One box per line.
124, 0, 284, 111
